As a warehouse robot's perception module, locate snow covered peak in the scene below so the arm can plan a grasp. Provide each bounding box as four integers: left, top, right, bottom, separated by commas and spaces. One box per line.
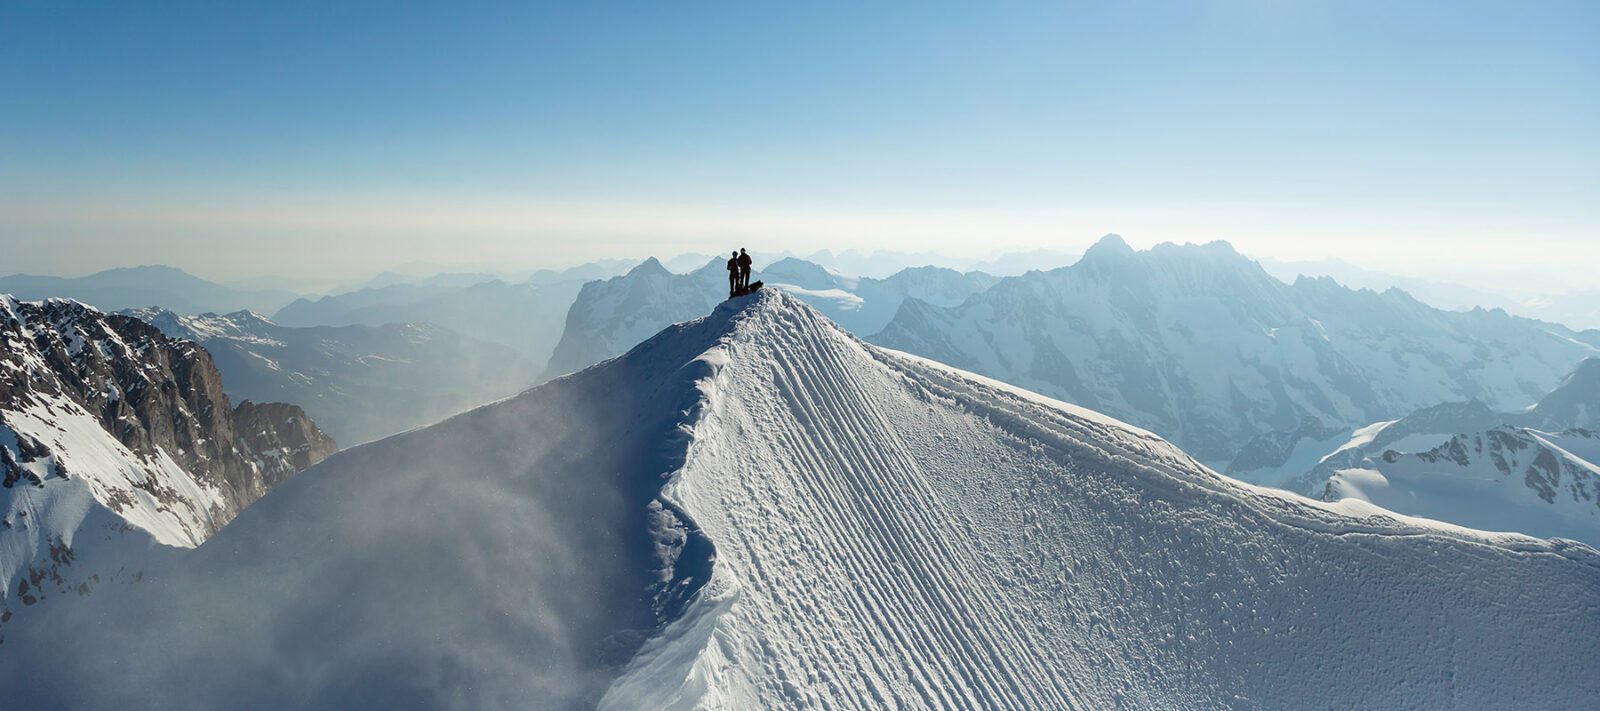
1061, 236, 1282, 298
1325, 425, 1600, 546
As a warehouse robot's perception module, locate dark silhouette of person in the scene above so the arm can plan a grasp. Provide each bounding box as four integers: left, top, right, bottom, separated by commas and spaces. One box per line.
737, 248, 752, 291
726, 250, 740, 299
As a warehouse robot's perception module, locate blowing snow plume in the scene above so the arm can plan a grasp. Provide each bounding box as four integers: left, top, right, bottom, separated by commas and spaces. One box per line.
5, 290, 1598, 709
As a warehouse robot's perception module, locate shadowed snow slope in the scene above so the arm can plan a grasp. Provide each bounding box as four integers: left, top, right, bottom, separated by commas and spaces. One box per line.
6, 291, 1600, 709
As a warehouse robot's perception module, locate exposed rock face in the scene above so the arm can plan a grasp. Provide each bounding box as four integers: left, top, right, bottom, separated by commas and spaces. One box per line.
234, 400, 338, 478
1, 295, 334, 627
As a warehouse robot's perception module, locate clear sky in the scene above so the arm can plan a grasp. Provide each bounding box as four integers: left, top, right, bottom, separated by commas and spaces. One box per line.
2, 1, 1596, 285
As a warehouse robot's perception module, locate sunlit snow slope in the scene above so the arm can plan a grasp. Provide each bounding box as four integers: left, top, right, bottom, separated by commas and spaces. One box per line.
6, 290, 1598, 709
608, 291, 1600, 709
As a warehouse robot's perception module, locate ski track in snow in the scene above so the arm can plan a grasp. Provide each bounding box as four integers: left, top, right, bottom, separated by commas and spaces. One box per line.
607, 291, 1600, 710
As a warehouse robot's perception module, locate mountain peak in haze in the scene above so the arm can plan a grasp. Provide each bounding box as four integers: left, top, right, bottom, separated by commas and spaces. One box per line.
1081, 232, 1134, 260
628, 257, 671, 278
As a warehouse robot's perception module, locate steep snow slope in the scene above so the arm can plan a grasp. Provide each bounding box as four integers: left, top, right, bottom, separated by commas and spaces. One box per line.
608, 292, 1600, 709
875, 235, 1600, 463
124, 308, 538, 445
7, 292, 1598, 709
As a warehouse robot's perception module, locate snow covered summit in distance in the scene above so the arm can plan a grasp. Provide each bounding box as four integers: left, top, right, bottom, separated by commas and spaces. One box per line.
7, 289, 1598, 709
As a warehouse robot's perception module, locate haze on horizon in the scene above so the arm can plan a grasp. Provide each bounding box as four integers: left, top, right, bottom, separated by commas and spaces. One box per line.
2, 1, 1595, 291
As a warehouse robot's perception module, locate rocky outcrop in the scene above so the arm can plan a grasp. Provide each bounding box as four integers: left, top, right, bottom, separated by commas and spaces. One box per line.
1, 297, 332, 518
234, 400, 338, 481
1, 295, 334, 626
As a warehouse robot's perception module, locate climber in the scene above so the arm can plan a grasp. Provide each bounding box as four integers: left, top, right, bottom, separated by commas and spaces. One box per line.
727, 250, 740, 299
737, 248, 753, 291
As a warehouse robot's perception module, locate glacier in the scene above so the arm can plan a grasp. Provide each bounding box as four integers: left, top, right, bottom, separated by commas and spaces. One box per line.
4, 290, 1598, 709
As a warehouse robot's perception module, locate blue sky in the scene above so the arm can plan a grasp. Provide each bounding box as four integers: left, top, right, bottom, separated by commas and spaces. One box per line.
1, 1, 1595, 283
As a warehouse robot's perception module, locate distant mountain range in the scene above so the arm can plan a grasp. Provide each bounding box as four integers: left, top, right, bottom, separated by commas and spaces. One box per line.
272, 262, 625, 365
802, 247, 1080, 278
543, 256, 997, 378
0, 265, 301, 315
125, 308, 539, 447
873, 235, 1600, 464
1259, 256, 1600, 330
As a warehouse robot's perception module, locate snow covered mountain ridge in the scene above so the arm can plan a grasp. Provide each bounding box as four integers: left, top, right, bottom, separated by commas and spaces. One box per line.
0, 295, 333, 633
5, 290, 1597, 708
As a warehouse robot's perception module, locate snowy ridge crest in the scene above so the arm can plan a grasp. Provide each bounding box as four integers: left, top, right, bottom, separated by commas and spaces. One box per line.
606, 290, 1600, 709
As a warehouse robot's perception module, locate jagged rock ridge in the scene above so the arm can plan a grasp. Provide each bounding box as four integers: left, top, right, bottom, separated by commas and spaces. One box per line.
1, 295, 333, 630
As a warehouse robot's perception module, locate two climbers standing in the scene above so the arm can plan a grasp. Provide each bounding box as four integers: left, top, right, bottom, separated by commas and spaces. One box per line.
727, 248, 754, 299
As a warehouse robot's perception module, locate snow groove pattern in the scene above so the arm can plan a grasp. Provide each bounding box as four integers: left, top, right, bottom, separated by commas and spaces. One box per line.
614, 290, 1600, 710
740, 305, 1083, 709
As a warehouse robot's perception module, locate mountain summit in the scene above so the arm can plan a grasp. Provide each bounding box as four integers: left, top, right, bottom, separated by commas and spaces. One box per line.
5, 291, 1597, 709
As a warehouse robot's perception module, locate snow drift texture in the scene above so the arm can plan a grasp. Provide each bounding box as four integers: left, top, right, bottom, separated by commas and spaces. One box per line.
6, 290, 1599, 709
